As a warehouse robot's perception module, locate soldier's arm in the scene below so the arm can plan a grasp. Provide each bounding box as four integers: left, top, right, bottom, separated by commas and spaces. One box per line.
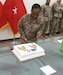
52, 3, 61, 12
39, 5, 45, 16
41, 5, 45, 16
18, 18, 25, 36
18, 17, 27, 41
36, 17, 44, 39
50, 7, 53, 20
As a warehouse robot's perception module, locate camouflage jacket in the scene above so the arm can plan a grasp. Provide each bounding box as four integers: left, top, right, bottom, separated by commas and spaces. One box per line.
52, 2, 63, 18
40, 4, 52, 21
18, 14, 44, 39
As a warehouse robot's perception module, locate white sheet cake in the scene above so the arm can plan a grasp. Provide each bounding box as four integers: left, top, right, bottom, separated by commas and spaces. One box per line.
12, 43, 45, 61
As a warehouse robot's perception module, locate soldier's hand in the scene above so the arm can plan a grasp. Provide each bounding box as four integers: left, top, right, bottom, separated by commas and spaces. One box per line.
36, 33, 42, 39
22, 36, 27, 41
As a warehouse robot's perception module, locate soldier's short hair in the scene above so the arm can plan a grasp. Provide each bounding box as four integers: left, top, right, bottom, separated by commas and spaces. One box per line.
31, 4, 41, 11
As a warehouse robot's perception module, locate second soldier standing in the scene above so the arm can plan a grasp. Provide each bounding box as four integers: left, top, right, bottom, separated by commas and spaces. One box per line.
50, 0, 63, 36
40, 0, 52, 38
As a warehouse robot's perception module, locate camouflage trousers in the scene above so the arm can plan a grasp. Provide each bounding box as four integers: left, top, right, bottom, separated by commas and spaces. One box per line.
43, 21, 51, 35
50, 17, 61, 34
60, 18, 63, 32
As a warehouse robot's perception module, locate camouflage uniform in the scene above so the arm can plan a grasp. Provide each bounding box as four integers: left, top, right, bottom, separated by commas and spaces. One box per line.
60, 11, 63, 34
40, 4, 52, 35
18, 14, 44, 43
50, 1, 63, 35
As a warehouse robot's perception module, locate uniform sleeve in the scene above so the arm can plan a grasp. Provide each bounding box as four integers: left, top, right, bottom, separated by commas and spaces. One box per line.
40, 5, 45, 17
37, 17, 44, 34
18, 17, 25, 37
49, 7, 53, 20
52, 3, 60, 13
